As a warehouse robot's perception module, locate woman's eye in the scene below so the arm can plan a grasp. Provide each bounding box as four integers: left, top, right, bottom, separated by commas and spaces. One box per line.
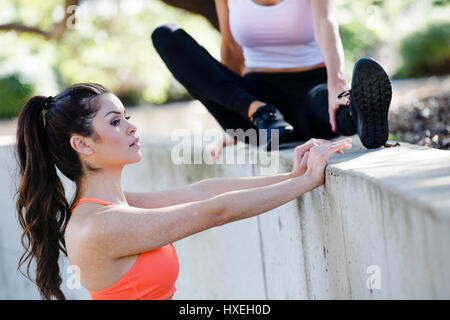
112, 116, 131, 126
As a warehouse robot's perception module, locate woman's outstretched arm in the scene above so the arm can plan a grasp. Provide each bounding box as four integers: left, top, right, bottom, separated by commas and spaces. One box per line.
85, 140, 351, 259
125, 173, 296, 209
85, 172, 317, 259
125, 138, 351, 209
193, 138, 347, 196
220, 139, 352, 224
125, 173, 299, 209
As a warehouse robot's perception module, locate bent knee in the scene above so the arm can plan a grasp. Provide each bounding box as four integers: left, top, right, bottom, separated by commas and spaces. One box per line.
306, 83, 328, 102
151, 23, 182, 49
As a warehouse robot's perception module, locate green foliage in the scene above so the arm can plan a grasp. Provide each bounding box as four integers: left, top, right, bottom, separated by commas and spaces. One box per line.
389, 131, 402, 142
0, 74, 34, 119
432, 0, 450, 6
394, 22, 450, 78
339, 21, 380, 67
0, 0, 221, 118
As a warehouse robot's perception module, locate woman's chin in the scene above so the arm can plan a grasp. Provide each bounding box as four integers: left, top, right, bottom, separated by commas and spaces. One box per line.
130, 152, 143, 163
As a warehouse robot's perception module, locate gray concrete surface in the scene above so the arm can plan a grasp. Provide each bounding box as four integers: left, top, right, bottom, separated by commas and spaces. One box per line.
0, 132, 449, 299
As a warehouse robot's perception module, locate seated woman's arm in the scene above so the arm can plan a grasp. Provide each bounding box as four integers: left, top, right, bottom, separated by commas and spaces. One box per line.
311, 0, 350, 132
215, 0, 245, 75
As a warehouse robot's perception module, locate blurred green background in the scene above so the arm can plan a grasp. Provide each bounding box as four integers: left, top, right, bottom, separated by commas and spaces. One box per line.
0, 0, 449, 118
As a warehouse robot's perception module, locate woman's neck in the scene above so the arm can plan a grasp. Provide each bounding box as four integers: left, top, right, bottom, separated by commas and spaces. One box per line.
79, 169, 128, 205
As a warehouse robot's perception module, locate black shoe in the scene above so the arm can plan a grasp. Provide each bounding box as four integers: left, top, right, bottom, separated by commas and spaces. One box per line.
251, 104, 294, 151
340, 57, 392, 149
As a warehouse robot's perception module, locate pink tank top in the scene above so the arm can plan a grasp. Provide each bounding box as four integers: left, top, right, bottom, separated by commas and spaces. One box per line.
228, 0, 324, 69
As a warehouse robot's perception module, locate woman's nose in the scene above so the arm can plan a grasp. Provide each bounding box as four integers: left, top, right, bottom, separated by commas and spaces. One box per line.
128, 123, 137, 135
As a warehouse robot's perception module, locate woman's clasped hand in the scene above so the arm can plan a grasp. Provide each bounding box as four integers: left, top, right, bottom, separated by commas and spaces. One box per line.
291, 138, 352, 187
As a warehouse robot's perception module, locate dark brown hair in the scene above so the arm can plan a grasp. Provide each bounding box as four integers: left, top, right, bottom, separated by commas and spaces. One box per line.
14, 83, 110, 299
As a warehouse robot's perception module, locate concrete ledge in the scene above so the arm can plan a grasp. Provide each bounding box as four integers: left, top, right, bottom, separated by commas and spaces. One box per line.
0, 134, 449, 299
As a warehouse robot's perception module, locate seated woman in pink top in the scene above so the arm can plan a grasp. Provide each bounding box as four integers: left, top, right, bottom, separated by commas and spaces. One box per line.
152, 0, 392, 154
15, 82, 351, 300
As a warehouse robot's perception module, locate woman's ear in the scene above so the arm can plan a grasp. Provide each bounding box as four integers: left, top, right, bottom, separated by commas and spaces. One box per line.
70, 135, 94, 155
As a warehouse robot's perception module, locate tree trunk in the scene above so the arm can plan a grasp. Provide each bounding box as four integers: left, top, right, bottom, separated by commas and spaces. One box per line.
160, 0, 219, 30
0, 0, 219, 40
0, 0, 81, 40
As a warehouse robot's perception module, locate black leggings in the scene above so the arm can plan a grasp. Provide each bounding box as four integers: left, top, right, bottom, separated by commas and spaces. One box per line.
151, 24, 357, 143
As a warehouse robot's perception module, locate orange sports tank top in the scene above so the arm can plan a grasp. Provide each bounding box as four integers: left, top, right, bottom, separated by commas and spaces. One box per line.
70, 197, 179, 300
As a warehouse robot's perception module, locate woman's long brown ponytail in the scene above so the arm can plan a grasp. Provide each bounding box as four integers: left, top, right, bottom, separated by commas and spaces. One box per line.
14, 83, 109, 299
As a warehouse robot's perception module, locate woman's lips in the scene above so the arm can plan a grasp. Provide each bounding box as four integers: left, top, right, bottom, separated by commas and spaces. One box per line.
130, 138, 140, 147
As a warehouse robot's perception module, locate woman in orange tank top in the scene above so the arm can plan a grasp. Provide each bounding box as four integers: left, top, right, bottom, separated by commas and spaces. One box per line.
15, 82, 351, 300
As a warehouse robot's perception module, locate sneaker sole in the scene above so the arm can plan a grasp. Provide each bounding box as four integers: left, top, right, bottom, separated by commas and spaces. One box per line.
351, 57, 392, 149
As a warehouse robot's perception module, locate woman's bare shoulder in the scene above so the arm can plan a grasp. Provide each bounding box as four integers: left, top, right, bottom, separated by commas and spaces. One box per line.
65, 203, 112, 247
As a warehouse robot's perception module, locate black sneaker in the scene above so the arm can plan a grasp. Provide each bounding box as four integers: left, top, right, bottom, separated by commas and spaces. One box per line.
251, 104, 294, 151
340, 57, 392, 149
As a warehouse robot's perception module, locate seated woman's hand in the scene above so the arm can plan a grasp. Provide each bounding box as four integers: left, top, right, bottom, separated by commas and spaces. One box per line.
209, 135, 238, 162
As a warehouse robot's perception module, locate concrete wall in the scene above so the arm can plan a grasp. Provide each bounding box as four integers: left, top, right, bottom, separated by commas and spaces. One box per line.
0, 134, 449, 299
